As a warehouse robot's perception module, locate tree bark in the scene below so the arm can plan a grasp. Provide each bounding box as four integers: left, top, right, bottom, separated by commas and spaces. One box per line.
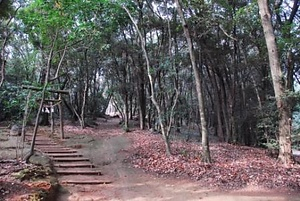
124, 6, 172, 155
137, 69, 146, 130
0, 9, 16, 88
58, 94, 64, 139
207, 64, 224, 141
21, 91, 31, 142
21, 85, 69, 94
25, 32, 58, 162
258, 0, 294, 165
175, 0, 211, 163
0, 37, 8, 88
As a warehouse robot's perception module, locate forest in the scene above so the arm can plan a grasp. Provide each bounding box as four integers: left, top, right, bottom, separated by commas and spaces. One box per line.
0, 0, 300, 166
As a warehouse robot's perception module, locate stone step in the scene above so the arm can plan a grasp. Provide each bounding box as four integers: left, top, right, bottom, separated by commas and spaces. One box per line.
24, 135, 45, 138
37, 149, 77, 153
25, 138, 56, 143
26, 138, 53, 141
52, 157, 90, 162
59, 175, 111, 185
25, 134, 108, 185
60, 180, 111, 185
46, 153, 83, 157
55, 168, 102, 175
34, 142, 58, 145
35, 145, 66, 149
54, 162, 94, 168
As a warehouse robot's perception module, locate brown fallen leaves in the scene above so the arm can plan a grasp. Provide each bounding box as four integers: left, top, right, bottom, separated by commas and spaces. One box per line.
26, 181, 52, 190
0, 161, 35, 201
0, 160, 55, 201
126, 130, 300, 191
62, 119, 300, 192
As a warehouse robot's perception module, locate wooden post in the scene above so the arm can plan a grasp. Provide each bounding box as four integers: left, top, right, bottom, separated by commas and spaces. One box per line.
59, 94, 64, 139
21, 85, 69, 94
21, 91, 31, 142
21, 85, 68, 146
50, 102, 54, 137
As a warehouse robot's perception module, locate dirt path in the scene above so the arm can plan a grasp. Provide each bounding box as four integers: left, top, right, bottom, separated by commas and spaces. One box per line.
56, 119, 300, 201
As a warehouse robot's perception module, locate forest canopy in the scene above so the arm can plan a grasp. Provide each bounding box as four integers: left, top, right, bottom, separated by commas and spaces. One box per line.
0, 0, 299, 164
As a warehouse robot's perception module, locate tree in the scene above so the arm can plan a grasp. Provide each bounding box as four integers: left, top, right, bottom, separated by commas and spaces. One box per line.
123, 3, 180, 155
257, 0, 294, 165
175, 0, 211, 163
3, 0, 299, 165
0, 0, 16, 87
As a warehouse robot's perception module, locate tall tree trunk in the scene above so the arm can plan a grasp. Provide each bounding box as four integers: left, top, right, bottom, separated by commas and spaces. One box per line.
123, 93, 129, 130
25, 32, 57, 162
39, 68, 50, 126
124, 6, 172, 155
137, 67, 146, 129
258, 0, 294, 165
207, 64, 224, 141
58, 94, 64, 139
122, 53, 129, 131
175, 0, 211, 163
135, 3, 147, 130
80, 50, 90, 129
0, 36, 8, 88
0, 11, 16, 88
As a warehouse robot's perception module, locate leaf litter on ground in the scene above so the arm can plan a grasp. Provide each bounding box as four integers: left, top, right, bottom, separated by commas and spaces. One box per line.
63, 120, 300, 192
125, 130, 300, 191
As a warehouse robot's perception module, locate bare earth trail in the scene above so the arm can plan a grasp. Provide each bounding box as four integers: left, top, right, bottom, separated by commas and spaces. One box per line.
56, 119, 300, 201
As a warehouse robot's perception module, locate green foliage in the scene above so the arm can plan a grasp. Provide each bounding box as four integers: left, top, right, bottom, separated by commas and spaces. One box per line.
283, 90, 300, 105
292, 104, 300, 149
0, 83, 40, 121
234, 2, 265, 48
0, 0, 14, 19
261, 138, 279, 150
18, 0, 123, 48
292, 133, 300, 149
256, 97, 279, 147
0, 0, 297, 155
256, 91, 300, 148
0, 84, 22, 120
18, 0, 72, 47
235, 2, 260, 25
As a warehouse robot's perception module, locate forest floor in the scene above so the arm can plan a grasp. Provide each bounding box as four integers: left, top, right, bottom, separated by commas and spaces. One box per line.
1, 118, 300, 201
56, 118, 300, 201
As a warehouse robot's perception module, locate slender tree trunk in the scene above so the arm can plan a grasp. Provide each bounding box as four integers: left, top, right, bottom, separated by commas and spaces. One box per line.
219, 77, 230, 142
21, 91, 31, 142
80, 77, 87, 129
258, 0, 294, 165
80, 50, 89, 129
123, 93, 129, 130
25, 32, 57, 162
39, 68, 50, 126
175, 0, 211, 163
122, 53, 129, 130
137, 74, 146, 129
59, 94, 64, 139
0, 36, 8, 88
50, 102, 54, 136
124, 6, 172, 155
0, 11, 15, 88
135, 56, 146, 129
207, 65, 224, 141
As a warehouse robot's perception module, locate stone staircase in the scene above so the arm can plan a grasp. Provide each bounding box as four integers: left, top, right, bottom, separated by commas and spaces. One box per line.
26, 134, 111, 185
